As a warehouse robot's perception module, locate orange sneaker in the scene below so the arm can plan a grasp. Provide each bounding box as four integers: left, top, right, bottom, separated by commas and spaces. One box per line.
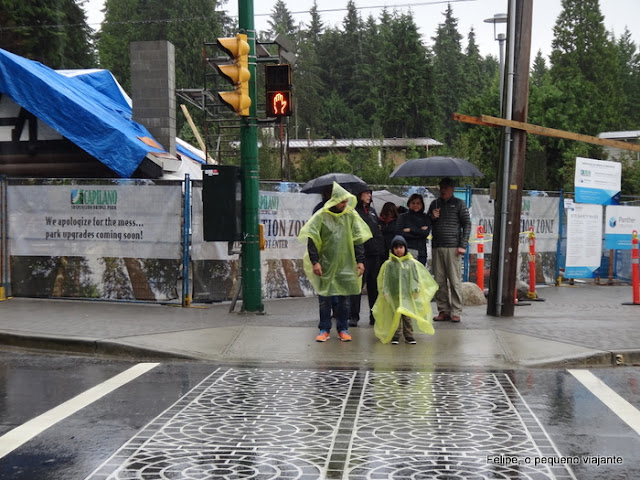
316, 331, 330, 342
338, 331, 352, 342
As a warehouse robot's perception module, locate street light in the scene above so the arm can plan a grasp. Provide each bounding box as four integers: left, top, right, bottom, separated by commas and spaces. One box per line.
484, 13, 507, 114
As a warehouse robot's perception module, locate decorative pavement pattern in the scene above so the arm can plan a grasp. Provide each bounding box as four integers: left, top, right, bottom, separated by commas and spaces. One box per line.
86, 368, 576, 480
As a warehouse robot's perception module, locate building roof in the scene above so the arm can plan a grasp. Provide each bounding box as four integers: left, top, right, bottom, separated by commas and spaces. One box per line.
288, 137, 442, 150
598, 131, 640, 140
0, 48, 178, 178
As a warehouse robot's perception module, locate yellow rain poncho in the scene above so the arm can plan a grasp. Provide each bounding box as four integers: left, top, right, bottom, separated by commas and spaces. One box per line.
372, 238, 438, 343
298, 182, 373, 296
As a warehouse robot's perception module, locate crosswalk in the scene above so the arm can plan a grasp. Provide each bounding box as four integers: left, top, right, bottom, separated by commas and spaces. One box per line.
569, 369, 640, 435
1, 364, 638, 480
0, 363, 159, 459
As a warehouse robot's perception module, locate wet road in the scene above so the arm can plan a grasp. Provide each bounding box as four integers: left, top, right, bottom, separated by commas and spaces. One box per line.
0, 352, 639, 479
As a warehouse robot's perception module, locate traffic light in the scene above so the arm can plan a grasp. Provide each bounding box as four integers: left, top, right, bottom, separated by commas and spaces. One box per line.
265, 64, 292, 117
215, 33, 251, 116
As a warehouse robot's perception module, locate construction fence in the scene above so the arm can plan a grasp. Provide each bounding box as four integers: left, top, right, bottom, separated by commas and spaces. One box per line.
0, 177, 634, 304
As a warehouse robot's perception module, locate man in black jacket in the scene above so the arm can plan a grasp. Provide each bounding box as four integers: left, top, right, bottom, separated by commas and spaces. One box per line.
427, 177, 471, 323
349, 186, 385, 326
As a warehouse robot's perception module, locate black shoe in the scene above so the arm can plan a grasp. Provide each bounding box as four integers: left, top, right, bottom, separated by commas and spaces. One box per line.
391, 337, 399, 345
348, 319, 358, 327
405, 337, 417, 344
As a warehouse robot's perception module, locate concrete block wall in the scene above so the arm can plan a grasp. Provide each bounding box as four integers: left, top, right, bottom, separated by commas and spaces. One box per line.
130, 41, 176, 155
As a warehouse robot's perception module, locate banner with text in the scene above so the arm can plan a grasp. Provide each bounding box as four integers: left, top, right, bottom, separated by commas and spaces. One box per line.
9, 184, 182, 259
470, 195, 559, 254
604, 205, 640, 250
574, 157, 621, 205
565, 203, 603, 278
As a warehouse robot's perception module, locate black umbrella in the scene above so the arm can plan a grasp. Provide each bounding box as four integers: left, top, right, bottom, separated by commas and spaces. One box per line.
300, 172, 367, 194
389, 156, 483, 178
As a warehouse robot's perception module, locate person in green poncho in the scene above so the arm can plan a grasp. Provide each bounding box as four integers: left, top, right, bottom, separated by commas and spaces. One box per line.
372, 235, 438, 344
298, 182, 373, 343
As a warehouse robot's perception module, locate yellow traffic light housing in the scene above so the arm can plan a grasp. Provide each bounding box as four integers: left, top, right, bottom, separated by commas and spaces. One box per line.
215, 33, 251, 116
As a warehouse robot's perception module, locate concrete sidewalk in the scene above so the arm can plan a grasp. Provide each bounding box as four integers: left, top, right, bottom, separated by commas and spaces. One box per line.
0, 284, 639, 369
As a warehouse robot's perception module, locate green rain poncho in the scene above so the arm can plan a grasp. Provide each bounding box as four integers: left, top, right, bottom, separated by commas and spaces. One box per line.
298, 182, 373, 296
372, 237, 438, 343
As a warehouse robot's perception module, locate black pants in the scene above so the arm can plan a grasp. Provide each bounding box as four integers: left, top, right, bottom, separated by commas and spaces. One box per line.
349, 255, 381, 324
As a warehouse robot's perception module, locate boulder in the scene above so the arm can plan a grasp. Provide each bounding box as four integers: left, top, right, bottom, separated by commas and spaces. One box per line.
462, 281, 487, 305
516, 280, 530, 300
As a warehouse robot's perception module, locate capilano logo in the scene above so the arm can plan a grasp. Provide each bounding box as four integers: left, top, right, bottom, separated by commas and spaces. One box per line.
71, 189, 118, 206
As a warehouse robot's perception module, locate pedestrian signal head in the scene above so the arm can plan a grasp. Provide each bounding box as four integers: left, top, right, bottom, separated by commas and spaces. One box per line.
265, 64, 292, 117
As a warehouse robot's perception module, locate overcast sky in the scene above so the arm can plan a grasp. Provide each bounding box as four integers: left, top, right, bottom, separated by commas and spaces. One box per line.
84, 0, 640, 61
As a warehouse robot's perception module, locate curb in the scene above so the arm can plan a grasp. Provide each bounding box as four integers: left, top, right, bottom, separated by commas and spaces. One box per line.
0, 332, 193, 361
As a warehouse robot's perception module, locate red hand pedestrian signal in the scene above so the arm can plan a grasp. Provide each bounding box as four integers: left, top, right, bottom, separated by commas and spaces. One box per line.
265, 64, 292, 117
266, 90, 292, 117
273, 92, 288, 115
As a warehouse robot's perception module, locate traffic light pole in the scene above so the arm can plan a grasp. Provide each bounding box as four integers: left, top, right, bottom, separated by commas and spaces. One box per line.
238, 0, 263, 312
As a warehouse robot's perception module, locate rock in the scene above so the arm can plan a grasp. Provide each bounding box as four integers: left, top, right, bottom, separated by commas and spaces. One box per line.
462, 282, 487, 305
516, 280, 529, 300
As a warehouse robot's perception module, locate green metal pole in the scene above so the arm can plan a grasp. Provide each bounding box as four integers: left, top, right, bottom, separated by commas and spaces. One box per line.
238, 0, 263, 312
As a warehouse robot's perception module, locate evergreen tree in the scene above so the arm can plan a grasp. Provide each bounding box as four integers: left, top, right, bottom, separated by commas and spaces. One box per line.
463, 28, 484, 95
0, 0, 95, 68
374, 10, 433, 138
549, 0, 623, 135
315, 26, 356, 137
530, 50, 548, 88
543, 0, 625, 190
453, 81, 501, 188
307, 0, 323, 42
317, 0, 366, 138
292, 1, 325, 139
267, 0, 296, 37
431, 4, 466, 144
98, 0, 229, 92
615, 28, 640, 128
356, 14, 381, 137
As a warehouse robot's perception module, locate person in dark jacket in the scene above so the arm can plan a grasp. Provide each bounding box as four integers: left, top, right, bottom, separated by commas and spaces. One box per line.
426, 177, 471, 323
379, 202, 400, 260
349, 186, 386, 327
396, 193, 431, 266
312, 185, 332, 213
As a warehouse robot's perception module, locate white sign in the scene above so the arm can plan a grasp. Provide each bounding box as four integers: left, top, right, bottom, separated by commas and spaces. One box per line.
470, 195, 559, 254
8, 184, 182, 259
574, 157, 621, 205
565, 203, 602, 278
604, 205, 640, 249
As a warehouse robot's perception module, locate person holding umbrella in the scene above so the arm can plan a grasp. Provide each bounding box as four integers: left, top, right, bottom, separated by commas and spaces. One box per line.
427, 177, 471, 322
298, 182, 372, 342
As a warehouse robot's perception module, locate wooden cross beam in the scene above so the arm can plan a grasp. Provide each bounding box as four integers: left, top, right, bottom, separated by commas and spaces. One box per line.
452, 113, 640, 153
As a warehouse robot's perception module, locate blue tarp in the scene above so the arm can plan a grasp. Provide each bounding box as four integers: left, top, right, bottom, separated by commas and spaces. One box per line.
58, 68, 206, 166
0, 48, 168, 177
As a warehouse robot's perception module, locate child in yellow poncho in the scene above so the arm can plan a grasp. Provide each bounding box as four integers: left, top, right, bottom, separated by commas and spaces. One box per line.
372, 235, 438, 344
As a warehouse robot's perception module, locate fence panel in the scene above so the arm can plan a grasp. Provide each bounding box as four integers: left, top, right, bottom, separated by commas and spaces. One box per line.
7, 178, 183, 302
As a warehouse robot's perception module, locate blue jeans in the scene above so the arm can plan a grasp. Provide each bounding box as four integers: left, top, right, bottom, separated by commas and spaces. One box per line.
318, 295, 349, 332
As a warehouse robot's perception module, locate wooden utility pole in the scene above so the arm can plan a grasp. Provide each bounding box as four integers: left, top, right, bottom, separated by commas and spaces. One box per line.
487, 0, 533, 317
